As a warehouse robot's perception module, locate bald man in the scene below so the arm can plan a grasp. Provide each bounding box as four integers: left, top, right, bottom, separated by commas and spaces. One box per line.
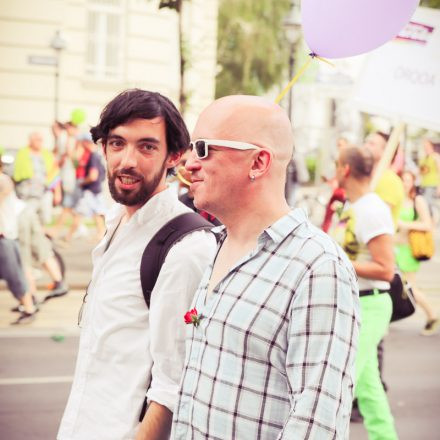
172, 96, 360, 439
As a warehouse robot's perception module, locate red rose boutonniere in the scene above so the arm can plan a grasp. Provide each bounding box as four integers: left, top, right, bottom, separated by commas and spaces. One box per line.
184, 308, 202, 328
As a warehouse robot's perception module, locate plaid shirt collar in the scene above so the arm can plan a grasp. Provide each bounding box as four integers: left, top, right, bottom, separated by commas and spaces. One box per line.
212, 207, 308, 245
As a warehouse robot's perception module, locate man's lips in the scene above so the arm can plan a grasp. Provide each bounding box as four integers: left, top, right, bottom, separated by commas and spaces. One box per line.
190, 178, 203, 189
117, 174, 141, 189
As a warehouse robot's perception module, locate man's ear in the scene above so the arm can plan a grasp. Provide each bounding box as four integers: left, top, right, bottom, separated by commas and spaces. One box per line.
343, 163, 350, 178
101, 142, 107, 159
166, 151, 183, 170
249, 149, 272, 179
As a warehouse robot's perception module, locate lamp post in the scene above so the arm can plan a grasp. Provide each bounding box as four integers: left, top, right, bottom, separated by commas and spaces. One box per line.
282, 1, 302, 121
50, 30, 67, 122
283, 1, 302, 203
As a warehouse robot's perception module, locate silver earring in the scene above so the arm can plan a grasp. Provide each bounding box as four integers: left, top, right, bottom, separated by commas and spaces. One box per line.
250, 175, 255, 182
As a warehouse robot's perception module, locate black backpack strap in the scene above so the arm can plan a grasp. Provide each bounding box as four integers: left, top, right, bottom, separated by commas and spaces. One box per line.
140, 212, 213, 308
138, 212, 213, 422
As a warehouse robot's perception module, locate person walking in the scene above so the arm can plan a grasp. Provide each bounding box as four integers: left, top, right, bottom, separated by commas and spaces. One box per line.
364, 130, 405, 393
0, 167, 38, 325
396, 170, 438, 335
333, 146, 398, 440
57, 89, 216, 440
419, 139, 440, 212
172, 95, 360, 439
64, 132, 107, 242
364, 131, 404, 227
13, 131, 61, 225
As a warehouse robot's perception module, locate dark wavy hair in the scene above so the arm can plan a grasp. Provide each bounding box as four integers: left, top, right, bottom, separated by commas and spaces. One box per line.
90, 89, 190, 171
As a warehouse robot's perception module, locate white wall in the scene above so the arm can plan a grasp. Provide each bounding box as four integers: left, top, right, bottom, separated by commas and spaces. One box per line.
0, 0, 218, 150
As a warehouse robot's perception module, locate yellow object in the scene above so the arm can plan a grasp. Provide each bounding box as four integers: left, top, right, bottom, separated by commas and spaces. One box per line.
419, 155, 440, 187
176, 166, 192, 187
408, 229, 434, 261
374, 169, 404, 229
13, 147, 58, 186
275, 54, 334, 105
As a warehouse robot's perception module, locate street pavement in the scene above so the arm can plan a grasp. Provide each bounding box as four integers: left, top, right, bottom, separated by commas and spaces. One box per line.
0, 225, 439, 439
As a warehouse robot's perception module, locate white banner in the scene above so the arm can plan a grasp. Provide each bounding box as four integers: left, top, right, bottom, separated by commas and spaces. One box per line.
354, 7, 440, 131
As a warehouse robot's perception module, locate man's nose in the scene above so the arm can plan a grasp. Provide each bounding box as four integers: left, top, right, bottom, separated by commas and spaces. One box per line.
185, 149, 200, 171
119, 145, 138, 169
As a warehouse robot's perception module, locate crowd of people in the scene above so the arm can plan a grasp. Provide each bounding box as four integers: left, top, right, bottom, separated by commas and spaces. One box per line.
0, 119, 108, 324
321, 133, 439, 337
0, 88, 439, 439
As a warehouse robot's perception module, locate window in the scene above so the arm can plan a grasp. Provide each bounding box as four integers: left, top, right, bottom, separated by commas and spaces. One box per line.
86, 0, 125, 79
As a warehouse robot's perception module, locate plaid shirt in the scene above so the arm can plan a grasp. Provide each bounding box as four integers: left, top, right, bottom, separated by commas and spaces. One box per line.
173, 209, 360, 439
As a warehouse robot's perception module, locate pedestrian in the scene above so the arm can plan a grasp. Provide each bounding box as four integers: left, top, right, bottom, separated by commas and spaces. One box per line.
396, 170, 438, 335
364, 131, 405, 227
321, 136, 351, 233
172, 95, 360, 439
51, 121, 80, 236
16, 202, 68, 301
64, 132, 107, 242
13, 131, 61, 225
0, 165, 38, 325
418, 139, 440, 211
57, 89, 217, 440
364, 130, 405, 392
332, 146, 398, 440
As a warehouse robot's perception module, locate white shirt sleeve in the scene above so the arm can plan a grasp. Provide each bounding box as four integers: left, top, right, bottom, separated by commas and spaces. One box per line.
146, 229, 217, 411
355, 196, 394, 245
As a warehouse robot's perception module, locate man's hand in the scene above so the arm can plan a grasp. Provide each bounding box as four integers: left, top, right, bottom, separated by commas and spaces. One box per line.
135, 401, 172, 440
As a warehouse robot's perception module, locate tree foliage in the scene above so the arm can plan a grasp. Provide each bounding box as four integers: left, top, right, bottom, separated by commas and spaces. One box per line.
215, 0, 291, 98
420, 0, 440, 8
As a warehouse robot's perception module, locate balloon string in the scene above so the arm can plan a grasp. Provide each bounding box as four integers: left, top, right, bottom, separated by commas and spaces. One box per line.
275, 57, 313, 104
313, 55, 335, 67
274, 53, 334, 104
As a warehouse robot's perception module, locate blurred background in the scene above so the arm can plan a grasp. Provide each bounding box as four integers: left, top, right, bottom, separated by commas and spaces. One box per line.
0, 1, 439, 439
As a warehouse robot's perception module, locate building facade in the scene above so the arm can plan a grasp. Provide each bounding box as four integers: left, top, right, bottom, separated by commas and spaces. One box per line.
0, 0, 219, 150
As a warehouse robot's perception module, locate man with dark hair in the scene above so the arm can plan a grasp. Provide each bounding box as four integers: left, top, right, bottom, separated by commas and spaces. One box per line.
58, 89, 216, 440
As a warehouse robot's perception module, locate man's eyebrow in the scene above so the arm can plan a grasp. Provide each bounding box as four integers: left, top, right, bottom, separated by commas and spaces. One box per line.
107, 134, 160, 144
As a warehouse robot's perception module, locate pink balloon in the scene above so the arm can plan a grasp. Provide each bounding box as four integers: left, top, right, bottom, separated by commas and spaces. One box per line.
302, 0, 420, 58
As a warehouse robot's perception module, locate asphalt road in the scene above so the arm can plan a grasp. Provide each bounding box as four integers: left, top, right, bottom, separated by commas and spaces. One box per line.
0, 224, 439, 439
0, 316, 439, 440
0, 336, 78, 439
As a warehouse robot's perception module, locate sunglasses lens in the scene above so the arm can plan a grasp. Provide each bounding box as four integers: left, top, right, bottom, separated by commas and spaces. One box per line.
194, 140, 207, 159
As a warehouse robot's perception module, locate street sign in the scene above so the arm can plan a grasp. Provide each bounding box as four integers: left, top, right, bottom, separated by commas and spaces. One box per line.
28, 55, 57, 66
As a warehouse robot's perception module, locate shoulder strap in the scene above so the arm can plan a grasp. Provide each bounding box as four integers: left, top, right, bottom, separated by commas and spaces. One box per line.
140, 212, 213, 308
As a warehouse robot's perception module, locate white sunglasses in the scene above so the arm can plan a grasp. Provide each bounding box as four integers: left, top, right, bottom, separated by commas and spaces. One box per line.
190, 139, 263, 159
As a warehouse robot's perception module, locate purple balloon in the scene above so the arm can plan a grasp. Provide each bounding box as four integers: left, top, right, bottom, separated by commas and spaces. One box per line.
302, 0, 420, 58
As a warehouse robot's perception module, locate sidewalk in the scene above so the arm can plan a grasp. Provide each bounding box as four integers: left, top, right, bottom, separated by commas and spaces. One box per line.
1, 225, 439, 332
0, 226, 96, 333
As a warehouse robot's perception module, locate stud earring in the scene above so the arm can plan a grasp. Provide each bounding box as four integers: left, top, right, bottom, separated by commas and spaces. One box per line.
249, 175, 256, 182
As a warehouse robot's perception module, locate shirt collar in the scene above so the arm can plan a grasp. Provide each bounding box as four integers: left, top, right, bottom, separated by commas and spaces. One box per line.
262, 208, 308, 243
211, 208, 308, 245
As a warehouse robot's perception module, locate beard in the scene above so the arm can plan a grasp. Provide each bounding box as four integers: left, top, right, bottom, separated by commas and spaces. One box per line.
107, 160, 167, 207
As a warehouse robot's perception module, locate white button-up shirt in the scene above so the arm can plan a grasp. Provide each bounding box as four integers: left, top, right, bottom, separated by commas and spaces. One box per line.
58, 188, 217, 440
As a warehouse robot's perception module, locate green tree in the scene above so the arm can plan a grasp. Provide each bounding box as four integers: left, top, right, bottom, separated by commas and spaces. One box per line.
420, 0, 440, 7
215, 0, 291, 98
